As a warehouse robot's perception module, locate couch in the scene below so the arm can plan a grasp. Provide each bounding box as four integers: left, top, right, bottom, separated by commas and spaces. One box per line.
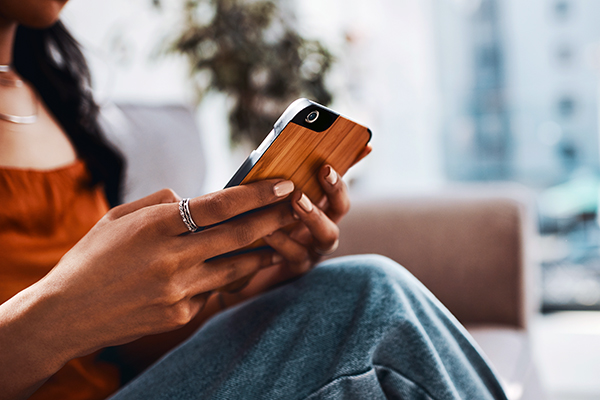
333, 193, 545, 400
101, 103, 545, 400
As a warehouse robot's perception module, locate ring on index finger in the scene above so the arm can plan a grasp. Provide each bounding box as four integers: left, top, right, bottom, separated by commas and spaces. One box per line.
179, 198, 204, 233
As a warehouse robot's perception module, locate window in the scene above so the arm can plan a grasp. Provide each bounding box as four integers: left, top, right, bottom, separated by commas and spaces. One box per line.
554, 1, 571, 21
557, 95, 576, 117
476, 0, 497, 22
477, 45, 501, 69
555, 43, 574, 65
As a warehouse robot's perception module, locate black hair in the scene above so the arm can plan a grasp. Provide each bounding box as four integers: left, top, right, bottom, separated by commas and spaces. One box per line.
13, 20, 124, 207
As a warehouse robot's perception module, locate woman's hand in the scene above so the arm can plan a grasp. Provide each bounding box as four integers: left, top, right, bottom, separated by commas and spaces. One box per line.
269, 144, 373, 272
264, 164, 348, 273
218, 144, 372, 306
0, 179, 296, 399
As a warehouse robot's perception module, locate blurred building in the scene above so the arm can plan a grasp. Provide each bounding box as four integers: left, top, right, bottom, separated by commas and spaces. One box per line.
436, 0, 600, 187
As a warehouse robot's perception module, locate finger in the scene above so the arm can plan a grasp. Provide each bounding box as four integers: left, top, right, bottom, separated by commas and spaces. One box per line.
102, 188, 181, 224
189, 292, 212, 314
292, 190, 340, 253
263, 230, 312, 274
185, 202, 296, 260
214, 263, 290, 309
318, 165, 350, 223
218, 272, 257, 294
193, 249, 279, 294
288, 223, 312, 245
164, 179, 294, 235
350, 143, 372, 168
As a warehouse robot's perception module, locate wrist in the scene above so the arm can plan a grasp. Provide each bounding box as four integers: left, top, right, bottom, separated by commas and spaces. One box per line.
0, 280, 80, 391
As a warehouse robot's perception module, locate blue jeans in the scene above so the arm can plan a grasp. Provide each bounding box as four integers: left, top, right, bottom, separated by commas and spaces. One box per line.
110, 255, 507, 400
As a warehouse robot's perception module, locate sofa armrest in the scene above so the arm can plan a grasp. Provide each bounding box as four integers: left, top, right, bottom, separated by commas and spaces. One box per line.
333, 195, 534, 329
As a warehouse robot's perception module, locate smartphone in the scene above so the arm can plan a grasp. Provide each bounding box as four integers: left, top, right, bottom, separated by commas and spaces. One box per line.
225, 98, 372, 204
218, 98, 371, 293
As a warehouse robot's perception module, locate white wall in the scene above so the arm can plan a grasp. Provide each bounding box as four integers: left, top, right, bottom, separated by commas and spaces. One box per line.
61, 0, 446, 195
62, 0, 234, 193
297, 0, 445, 195
61, 0, 190, 104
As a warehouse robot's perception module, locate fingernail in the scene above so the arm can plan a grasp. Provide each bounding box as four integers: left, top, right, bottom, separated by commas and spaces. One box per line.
273, 180, 294, 197
272, 254, 283, 264
325, 166, 338, 186
297, 193, 313, 213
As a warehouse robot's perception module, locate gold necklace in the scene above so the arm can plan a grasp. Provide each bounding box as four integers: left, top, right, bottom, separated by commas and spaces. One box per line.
0, 64, 38, 124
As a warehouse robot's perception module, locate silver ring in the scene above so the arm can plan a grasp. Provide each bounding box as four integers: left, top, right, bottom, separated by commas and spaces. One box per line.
179, 198, 200, 232
312, 238, 339, 256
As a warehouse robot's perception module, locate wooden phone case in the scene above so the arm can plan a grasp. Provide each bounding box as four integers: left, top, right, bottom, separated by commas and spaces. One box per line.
238, 116, 371, 203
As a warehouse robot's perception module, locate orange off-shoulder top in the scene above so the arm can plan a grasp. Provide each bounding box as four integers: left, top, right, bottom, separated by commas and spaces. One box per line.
0, 160, 121, 400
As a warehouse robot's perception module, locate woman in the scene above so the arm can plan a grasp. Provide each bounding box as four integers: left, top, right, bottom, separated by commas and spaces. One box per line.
0, 1, 508, 399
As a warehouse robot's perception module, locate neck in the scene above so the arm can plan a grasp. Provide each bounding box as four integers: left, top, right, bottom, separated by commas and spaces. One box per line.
0, 17, 17, 66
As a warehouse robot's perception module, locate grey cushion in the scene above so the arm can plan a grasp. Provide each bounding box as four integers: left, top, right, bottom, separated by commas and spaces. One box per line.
100, 103, 206, 203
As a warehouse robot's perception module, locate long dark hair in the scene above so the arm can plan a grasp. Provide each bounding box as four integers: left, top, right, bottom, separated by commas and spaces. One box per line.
13, 21, 124, 207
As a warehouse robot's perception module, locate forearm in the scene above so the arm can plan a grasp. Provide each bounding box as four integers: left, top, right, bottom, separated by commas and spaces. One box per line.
0, 281, 77, 400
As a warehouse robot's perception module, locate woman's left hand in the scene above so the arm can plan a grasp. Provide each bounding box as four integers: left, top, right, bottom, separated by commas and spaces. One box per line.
263, 164, 348, 274
217, 144, 372, 306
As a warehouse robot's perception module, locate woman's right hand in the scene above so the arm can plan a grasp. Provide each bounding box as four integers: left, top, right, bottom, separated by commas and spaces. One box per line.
0, 179, 295, 399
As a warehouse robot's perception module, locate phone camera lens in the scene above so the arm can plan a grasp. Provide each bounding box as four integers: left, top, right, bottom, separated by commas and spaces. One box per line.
305, 110, 319, 124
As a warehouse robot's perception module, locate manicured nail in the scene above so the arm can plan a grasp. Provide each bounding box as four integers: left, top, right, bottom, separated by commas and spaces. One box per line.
273, 180, 294, 197
272, 254, 284, 264
325, 166, 338, 186
297, 193, 313, 213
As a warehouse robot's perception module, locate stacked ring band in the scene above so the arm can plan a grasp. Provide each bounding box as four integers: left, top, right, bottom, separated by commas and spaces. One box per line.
179, 198, 200, 232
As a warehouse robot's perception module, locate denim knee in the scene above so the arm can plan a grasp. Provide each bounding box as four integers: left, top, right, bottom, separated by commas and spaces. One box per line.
315, 254, 421, 296
310, 254, 448, 326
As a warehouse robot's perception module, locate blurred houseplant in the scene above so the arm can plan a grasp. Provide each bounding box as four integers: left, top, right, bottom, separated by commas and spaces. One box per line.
159, 0, 333, 146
